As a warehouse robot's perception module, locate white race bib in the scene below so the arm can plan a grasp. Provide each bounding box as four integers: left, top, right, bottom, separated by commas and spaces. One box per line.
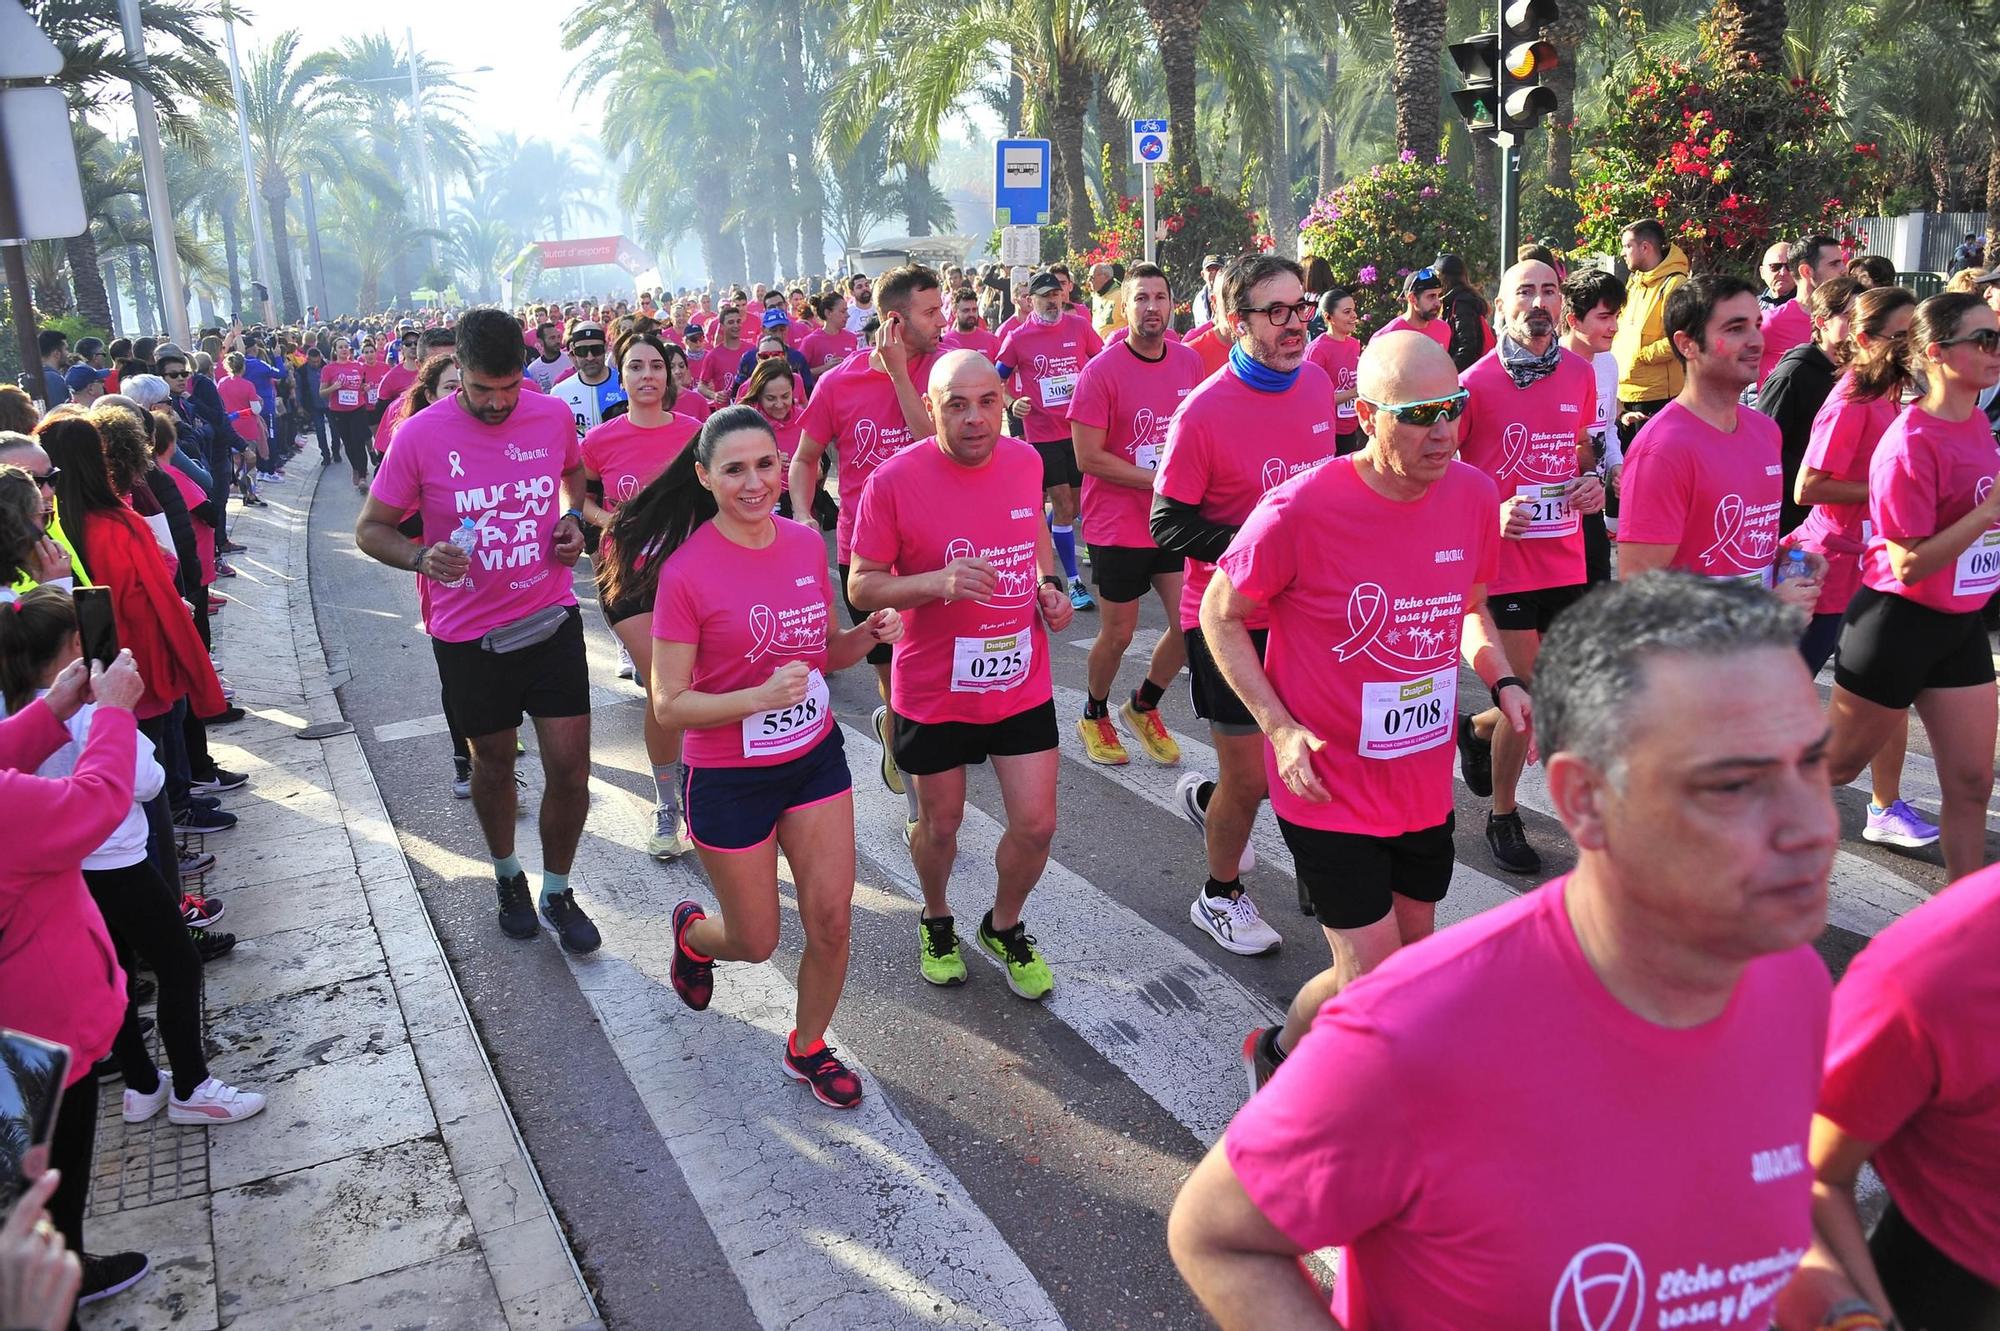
1038, 373, 1077, 409
740, 669, 829, 758
1953, 527, 2000, 598
366, 384, 380, 405
1133, 442, 1158, 471
951, 631, 1033, 693
336, 389, 359, 407
1709, 569, 1775, 590
1514, 482, 1579, 539
1357, 666, 1456, 760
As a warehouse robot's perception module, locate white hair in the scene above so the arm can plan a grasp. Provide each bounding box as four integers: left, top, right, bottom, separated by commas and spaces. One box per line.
122, 374, 172, 408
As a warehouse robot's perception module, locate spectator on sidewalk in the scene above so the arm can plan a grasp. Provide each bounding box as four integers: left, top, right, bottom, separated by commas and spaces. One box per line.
0, 465, 73, 599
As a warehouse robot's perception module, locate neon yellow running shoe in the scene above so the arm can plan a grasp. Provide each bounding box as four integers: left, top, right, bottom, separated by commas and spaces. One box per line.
1117, 699, 1181, 764
919, 915, 967, 986
977, 912, 1053, 1001
1075, 714, 1129, 765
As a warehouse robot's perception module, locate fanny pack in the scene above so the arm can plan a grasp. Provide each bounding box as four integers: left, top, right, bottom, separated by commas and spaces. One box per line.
480, 604, 572, 654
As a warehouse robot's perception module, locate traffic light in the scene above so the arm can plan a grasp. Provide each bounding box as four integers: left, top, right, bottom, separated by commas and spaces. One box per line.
1448, 32, 1501, 139
1497, 0, 1559, 132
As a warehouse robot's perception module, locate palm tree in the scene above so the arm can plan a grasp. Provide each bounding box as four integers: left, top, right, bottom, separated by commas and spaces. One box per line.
447, 210, 517, 302
1709, 0, 1788, 74
1136, 0, 1209, 180
1388, 0, 1447, 157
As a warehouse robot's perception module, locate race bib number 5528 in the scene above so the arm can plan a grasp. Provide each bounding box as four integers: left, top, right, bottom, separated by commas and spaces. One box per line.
741, 669, 830, 758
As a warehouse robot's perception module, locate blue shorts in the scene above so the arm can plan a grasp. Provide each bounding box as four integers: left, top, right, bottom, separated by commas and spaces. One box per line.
683, 728, 851, 852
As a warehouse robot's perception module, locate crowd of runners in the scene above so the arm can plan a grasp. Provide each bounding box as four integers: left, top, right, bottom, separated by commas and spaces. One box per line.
6, 225, 1999, 1329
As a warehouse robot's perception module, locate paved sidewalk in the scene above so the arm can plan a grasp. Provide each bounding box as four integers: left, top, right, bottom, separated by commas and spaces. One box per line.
81, 473, 600, 1330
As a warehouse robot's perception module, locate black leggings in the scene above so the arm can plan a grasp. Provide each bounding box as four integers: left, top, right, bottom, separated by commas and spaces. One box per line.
84, 860, 209, 1100
47, 1065, 97, 1261
330, 409, 371, 476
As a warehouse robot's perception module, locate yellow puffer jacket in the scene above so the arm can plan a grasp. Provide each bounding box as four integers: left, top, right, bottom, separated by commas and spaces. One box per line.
1614, 243, 1691, 403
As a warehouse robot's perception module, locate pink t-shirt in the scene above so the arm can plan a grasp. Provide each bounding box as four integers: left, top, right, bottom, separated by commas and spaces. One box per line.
1819, 862, 2000, 1284
1376, 313, 1452, 349
1103, 325, 1182, 348
1226, 876, 1829, 1331
784, 320, 814, 352
1861, 405, 2000, 615
1065, 340, 1205, 549
217, 375, 262, 445
163, 463, 214, 586
652, 518, 835, 768
362, 360, 394, 407
377, 396, 411, 453
1456, 348, 1596, 596
674, 389, 712, 423
1758, 298, 1812, 387
369, 391, 581, 643
995, 314, 1024, 345
1154, 363, 1340, 630
800, 328, 858, 375
581, 413, 700, 511
1304, 334, 1360, 429
1218, 459, 1499, 835
995, 317, 1096, 444
321, 360, 368, 412
940, 328, 1002, 361
850, 438, 1051, 726
1789, 374, 1898, 615
1619, 401, 1784, 586
696, 338, 749, 401
796, 349, 937, 562
756, 408, 805, 465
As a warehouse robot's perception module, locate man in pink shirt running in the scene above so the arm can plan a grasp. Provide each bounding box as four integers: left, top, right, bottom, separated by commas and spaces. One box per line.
1375, 266, 1452, 349
1171, 571, 1839, 1331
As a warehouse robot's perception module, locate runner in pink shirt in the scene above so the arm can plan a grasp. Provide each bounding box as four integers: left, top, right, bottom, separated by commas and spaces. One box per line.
637, 405, 902, 1111
939, 288, 1001, 361
800, 292, 858, 376
1785, 863, 2000, 1331
1825, 292, 2000, 883
740, 357, 823, 526
668, 346, 710, 422
1620, 273, 1826, 608
1172, 573, 1837, 1331
1450, 260, 1605, 879
1374, 267, 1452, 349
1065, 263, 1203, 778
1304, 287, 1362, 452
357, 308, 600, 956
847, 350, 1075, 1000
320, 341, 373, 492
996, 272, 1101, 608
373, 336, 421, 457
1151, 255, 1341, 938
787, 265, 945, 803
693, 305, 751, 407
1757, 235, 1848, 389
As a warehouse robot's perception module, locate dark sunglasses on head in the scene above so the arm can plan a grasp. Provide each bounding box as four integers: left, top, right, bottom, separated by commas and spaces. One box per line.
1937, 328, 2000, 354
1359, 389, 1470, 427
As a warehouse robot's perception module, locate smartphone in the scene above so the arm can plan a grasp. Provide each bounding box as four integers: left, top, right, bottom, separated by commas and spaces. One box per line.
0, 1030, 71, 1207
73, 587, 118, 668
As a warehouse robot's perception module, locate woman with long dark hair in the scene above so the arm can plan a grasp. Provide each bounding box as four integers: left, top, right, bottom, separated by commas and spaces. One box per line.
610, 407, 900, 1109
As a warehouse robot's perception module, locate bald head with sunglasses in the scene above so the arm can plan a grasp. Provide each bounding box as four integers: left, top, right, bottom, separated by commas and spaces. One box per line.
1352, 331, 1469, 494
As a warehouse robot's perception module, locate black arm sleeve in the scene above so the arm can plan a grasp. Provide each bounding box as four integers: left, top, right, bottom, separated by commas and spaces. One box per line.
1150, 490, 1237, 564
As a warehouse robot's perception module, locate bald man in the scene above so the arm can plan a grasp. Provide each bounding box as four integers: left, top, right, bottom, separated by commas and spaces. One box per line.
1449, 260, 1605, 877
1199, 331, 1527, 1088
847, 351, 1075, 1000
1759, 240, 1796, 313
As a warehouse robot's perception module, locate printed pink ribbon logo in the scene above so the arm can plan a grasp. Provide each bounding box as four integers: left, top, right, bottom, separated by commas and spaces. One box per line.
1130, 406, 1158, 454
851, 417, 890, 468
1699, 492, 1776, 568
1031, 354, 1050, 377
1500, 423, 1530, 478
1330, 582, 1457, 672
743, 604, 824, 662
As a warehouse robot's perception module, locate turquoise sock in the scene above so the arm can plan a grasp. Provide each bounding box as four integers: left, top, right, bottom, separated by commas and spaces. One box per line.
493, 853, 523, 883
539, 869, 569, 910
1051, 524, 1080, 580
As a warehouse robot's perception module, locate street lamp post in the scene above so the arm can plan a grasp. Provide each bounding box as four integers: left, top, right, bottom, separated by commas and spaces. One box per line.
116, 0, 189, 347
224, 19, 277, 324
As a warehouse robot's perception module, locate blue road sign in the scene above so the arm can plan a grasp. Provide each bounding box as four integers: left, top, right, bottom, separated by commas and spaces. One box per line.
1130, 118, 1171, 166
1137, 134, 1164, 161
994, 139, 1051, 226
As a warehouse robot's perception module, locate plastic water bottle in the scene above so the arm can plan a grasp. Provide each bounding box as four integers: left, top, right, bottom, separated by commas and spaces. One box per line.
1776, 549, 1809, 585
446, 517, 477, 587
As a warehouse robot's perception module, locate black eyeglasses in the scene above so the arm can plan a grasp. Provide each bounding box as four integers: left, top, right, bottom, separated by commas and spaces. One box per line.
1937, 328, 2000, 354
1239, 300, 1318, 327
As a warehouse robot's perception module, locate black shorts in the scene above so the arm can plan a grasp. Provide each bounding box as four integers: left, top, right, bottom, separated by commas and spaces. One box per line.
1489, 582, 1589, 633
1032, 436, 1083, 489
837, 562, 892, 667
890, 697, 1058, 777
1184, 626, 1266, 735
1833, 584, 1995, 709
684, 728, 851, 852
430, 605, 590, 739
593, 555, 653, 628
1092, 544, 1183, 604
1278, 814, 1457, 930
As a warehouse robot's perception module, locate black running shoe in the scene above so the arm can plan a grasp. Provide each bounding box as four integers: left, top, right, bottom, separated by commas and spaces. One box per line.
541, 891, 602, 954
496, 872, 538, 939
1485, 811, 1542, 875
78, 1251, 152, 1306
191, 930, 237, 963
190, 767, 248, 794
1456, 714, 1493, 798
782, 1036, 863, 1109
670, 900, 714, 1010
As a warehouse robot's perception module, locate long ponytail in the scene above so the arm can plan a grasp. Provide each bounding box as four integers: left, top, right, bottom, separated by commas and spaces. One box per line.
599, 405, 775, 608
1844, 285, 1920, 403
0, 586, 78, 715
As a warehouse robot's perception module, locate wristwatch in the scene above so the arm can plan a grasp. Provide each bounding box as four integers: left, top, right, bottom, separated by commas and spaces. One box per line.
1039, 575, 1066, 593
562, 507, 584, 525
411, 543, 429, 576
1489, 675, 1528, 709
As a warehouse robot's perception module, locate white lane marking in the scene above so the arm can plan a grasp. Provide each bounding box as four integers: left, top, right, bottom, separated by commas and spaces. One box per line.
372, 684, 638, 742
551, 778, 1069, 1331
1065, 627, 1167, 662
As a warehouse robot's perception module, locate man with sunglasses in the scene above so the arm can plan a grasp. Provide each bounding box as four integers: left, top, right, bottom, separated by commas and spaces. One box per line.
1449, 260, 1604, 876
1209, 329, 1523, 1086
1758, 241, 1797, 315
1152, 253, 1341, 946
1378, 268, 1452, 350
550, 321, 626, 441
1758, 235, 1849, 390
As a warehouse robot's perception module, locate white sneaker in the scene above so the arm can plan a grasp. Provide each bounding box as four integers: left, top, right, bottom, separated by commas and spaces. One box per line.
616, 642, 636, 680
1189, 888, 1283, 956
1172, 771, 1255, 874
167, 1077, 266, 1125
647, 802, 692, 860
122, 1081, 169, 1123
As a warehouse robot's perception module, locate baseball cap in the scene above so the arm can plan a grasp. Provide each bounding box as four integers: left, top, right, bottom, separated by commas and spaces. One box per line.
761, 307, 791, 329
64, 364, 110, 391
1201, 254, 1224, 270
568, 321, 607, 347
1402, 267, 1443, 296
1028, 272, 1063, 296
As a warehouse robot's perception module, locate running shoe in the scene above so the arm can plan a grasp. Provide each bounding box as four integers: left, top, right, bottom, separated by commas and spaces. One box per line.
121, 1080, 168, 1123
1189, 888, 1283, 956
1485, 811, 1541, 874
173, 804, 237, 833
976, 912, 1053, 1000
1862, 799, 1941, 849
207, 591, 229, 606
181, 893, 224, 929
782, 1035, 864, 1109
496, 872, 538, 939
191, 930, 236, 963
451, 758, 471, 799
178, 848, 216, 879
203, 705, 246, 725
918, 914, 967, 986
647, 802, 693, 860
166, 1077, 266, 1125
670, 900, 714, 1010
1173, 771, 1255, 874
1241, 1026, 1285, 1096
1456, 714, 1493, 797
77, 1252, 151, 1306
218, 681, 236, 702
540, 891, 602, 954
616, 642, 635, 680
219, 539, 248, 555
871, 704, 905, 795
190, 767, 247, 794
1075, 714, 1129, 765
1117, 698, 1180, 765
1068, 577, 1096, 612
214, 562, 238, 578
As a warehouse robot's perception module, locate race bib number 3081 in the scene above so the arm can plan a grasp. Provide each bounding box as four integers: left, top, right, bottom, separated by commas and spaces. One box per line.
1357, 666, 1457, 760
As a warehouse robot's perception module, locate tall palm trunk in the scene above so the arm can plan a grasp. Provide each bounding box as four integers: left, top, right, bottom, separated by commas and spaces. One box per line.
1710, 0, 1788, 75
1540, 2, 1586, 199
1093, 75, 1121, 216
903, 158, 934, 237
1389, 0, 1447, 159
263, 178, 301, 322
1317, 47, 1339, 197
1986, 136, 2000, 261
1005, 49, 1024, 135
102, 263, 122, 336
1050, 60, 1093, 252
1141, 0, 1207, 183
221, 211, 242, 316
777, 4, 825, 275
64, 231, 111, 331
127, 244, 154, 334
